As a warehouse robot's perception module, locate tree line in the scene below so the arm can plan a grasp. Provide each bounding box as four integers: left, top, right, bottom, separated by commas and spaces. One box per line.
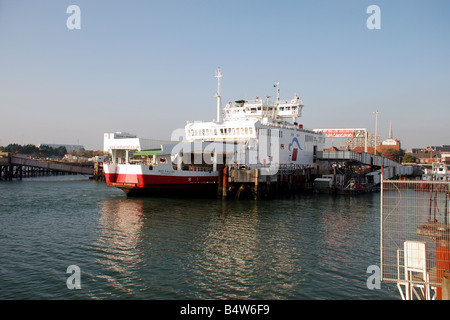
0, 144, 67, 158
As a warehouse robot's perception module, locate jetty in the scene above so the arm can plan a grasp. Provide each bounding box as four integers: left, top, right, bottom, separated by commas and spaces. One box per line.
218, 150, 414, 199
313, 150, 414, 194
0, 152, 95, 180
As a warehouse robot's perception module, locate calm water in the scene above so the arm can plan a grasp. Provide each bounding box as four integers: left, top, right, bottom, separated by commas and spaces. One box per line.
0, 176, 399, 300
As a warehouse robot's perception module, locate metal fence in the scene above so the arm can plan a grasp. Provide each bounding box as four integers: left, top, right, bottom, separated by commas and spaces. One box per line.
381, 179, 450, 300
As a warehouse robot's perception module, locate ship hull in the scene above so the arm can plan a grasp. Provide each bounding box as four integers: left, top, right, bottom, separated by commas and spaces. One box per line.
105, 172, 218, 197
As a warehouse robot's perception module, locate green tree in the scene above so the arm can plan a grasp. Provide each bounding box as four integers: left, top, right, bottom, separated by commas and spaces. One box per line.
55, 146, 67, 157
402, 153, 416, 163
4, 144, 21, 153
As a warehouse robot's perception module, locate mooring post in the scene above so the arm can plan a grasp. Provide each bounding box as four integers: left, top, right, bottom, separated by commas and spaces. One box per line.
222, 166, 228, 200
254, 168, 259, 200
217, 166, 223, 199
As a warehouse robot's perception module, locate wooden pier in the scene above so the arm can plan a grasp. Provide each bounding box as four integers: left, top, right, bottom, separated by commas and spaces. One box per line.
0, 153, 94, 181
218, 165, 316, 200
217, 150, 417, 199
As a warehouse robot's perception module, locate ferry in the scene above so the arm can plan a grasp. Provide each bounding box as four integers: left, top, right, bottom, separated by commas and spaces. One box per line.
103, 68, 325, 196
422, 161, 450, 182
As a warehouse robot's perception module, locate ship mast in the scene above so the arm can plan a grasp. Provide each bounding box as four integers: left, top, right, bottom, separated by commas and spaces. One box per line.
274, 82, 280, 104
215, 67, 222, 123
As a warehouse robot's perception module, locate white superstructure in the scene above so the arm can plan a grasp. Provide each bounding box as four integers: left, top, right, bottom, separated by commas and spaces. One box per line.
184, 70, 325, 170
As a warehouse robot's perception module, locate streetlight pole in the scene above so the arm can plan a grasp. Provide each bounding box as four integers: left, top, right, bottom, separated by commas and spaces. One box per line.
373, 110, 380, 153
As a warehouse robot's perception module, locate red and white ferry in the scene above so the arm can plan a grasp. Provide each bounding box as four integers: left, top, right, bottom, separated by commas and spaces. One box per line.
103, 68, 325, 196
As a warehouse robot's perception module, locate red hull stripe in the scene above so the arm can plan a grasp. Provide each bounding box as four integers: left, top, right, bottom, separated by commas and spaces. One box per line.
105, 173, 217, 188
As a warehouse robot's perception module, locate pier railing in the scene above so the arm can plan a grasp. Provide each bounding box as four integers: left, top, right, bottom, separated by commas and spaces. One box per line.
317, 150, 404, 169
381, 179, 450, 300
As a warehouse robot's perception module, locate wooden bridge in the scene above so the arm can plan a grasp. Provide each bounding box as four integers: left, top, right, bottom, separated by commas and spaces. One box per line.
0, 153, 94, 180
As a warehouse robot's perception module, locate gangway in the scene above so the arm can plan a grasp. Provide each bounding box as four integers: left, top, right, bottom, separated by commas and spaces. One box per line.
316, 150, 413, 177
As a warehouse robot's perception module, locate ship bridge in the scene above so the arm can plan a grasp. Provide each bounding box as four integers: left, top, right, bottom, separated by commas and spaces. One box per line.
223, 94, 303, 123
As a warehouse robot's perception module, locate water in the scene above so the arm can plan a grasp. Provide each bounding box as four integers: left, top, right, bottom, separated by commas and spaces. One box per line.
0, 176, 399, 300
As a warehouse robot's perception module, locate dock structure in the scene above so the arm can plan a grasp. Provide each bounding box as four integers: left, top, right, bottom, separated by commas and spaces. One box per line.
317, 150, 405, 169
217, 164, 317, 200
0, 153, 94, 180
314, 150, 414, 194
219, 150, 415, 199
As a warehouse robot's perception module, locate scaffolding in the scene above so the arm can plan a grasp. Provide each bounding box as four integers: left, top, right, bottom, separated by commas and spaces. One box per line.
381, 178, 450, 300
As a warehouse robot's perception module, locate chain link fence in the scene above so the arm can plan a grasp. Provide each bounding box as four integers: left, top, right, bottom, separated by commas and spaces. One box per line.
381, 179, 450, 299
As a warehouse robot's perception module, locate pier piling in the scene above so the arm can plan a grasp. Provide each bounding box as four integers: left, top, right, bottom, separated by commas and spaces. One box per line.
220, 166, 317, 200
222, 166, 228, 200
0, 153, 94, 181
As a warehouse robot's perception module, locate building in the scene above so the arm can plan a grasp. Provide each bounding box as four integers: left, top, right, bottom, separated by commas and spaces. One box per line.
427, 145, 450, 153
351, 146, 376, 154
407, 151, 438, 164
376, 121, 401, 155
345, 130, 380, 152
408, 148, 450, 165
442, 153, 450, 164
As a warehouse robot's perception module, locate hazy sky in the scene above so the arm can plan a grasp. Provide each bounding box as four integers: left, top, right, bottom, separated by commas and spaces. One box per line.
0, 0, 449, 150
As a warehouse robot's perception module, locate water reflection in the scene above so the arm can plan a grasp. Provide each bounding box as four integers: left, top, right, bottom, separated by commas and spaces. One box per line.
314, 195, 381, 298
185, 201, 304, 299
89, 193, 394, 299
0, 178, 398, 299
95, 198, 146, 296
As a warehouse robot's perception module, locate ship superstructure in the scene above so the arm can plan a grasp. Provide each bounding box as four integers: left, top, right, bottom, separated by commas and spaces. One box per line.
103, 69, 325, 196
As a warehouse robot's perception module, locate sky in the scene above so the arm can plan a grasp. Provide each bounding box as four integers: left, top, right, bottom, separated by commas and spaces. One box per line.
0, 0, 449, 151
